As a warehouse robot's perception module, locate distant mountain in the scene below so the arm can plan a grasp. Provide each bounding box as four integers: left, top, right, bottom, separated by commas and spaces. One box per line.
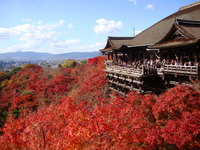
54, 52, 100, 59
0, 51, 100, 60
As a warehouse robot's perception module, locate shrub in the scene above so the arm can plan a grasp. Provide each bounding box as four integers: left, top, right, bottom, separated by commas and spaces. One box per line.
22, 64, 36, 69
20, 90, 34, 97
61, 60, 77, 68
80, 60, 87, 65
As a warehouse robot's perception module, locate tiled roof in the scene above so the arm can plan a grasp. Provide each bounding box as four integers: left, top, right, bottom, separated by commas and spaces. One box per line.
128, 3, 200, 47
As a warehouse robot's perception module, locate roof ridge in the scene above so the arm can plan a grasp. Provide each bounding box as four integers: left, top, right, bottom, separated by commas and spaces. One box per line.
108, 36, 133, 39
179, 1, 200, 11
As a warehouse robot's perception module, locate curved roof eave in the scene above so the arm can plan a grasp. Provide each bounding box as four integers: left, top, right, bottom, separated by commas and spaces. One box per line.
128, 3, 200, 47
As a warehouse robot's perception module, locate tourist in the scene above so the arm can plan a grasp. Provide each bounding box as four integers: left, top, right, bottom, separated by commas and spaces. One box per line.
175, 61, 179, 66
184, 62, 187, 66
188, 61, 192, 66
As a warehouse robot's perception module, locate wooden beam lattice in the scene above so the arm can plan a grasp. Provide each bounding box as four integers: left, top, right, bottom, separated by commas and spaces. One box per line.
163, 65, 199, 75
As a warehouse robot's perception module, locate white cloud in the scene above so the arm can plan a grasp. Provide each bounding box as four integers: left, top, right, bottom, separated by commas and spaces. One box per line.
4, 42, 39, 52
22, 19, 32, 22
0, 19, 104, 54
0, 19, 65, 39
0, 19, 77, 53
145, 4, 154, 10
94, 18, 122, 34
3, 39, 105, 54
86, 42, 105, 50
75, 42, 106, 52
67, 23, 74, 29
65, 39, 80, 45
58, 19, 65, 26
50, 41, 105, 53
0, 28, 11, 39
51, 39, 81, 49
129, 0, 137, 5
12, 24, 33, 35
39, 19, 65, 31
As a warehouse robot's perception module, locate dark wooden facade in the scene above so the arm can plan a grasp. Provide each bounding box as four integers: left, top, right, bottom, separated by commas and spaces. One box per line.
100, 2, 200, 95
148, 19, 200, 88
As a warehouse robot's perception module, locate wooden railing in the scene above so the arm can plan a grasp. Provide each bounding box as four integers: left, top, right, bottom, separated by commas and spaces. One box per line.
105, 65, 142, 75
105, 64, 199, 76
105, 65, 157, 76
163, 65, 199, 75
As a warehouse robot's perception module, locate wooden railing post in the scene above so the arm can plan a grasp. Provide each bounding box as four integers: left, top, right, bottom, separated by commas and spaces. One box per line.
162, 64, 199, 75
142, 65, 145, 75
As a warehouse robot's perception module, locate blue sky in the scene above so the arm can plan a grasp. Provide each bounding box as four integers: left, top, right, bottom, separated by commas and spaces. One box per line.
0, 0, 199, 54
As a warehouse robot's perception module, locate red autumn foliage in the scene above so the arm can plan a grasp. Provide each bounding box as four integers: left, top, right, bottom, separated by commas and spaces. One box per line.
0, 57, 200, 149
153, 85, 200, 149
88, 56, 105, 70
0, 65, 43, 112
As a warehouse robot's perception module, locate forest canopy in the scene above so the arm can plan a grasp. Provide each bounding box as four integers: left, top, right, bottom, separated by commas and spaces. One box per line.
0, 56, 200, 149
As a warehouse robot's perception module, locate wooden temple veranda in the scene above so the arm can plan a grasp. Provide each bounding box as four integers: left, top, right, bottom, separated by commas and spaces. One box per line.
100, 2, 200, 95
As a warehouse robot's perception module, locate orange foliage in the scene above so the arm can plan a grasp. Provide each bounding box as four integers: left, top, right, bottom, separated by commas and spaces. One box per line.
0, 57, 200, 149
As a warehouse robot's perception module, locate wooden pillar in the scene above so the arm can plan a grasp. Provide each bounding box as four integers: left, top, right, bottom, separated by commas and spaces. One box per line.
123, 52, 125, 64
180, 49, 183, 65
117, 75, 120, 93
123, 52, 125, 59
125, 53, 128, 65
159, 50, 162, 60
194, 49, 197, 64
197, 44, 199, 63
167, 49, 170, 60
115, 52, 118, 63
197, 44, 200, 63
111, 52, 113, 60
142, 50, 145, 63
160, 49, 165, 61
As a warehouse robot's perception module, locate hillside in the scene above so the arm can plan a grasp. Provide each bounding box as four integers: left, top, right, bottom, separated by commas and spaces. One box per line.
0, 56, 200, 149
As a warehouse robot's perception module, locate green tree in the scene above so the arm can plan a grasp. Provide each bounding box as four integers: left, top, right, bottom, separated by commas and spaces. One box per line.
61, 60, 77, 68
6, 67, 22, 78
80, 60, 87, 65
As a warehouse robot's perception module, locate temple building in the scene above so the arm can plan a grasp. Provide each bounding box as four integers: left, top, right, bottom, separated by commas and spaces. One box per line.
100, 36, 133, 63
100, 1, 200, 95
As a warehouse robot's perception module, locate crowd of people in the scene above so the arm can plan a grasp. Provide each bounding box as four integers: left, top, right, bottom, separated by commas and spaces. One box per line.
105, 58, 198, 70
